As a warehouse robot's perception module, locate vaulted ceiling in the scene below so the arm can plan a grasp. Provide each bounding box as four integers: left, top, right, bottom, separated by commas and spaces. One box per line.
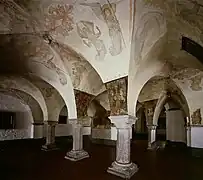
1, 0, 203, 124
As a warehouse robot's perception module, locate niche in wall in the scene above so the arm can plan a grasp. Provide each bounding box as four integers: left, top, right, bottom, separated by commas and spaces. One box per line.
0, 111, 16, 129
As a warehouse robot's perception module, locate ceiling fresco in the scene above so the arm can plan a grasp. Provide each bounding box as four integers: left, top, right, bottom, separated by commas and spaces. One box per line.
0, 0, 133, 82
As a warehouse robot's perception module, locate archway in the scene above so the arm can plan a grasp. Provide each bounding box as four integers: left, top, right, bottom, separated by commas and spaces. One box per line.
0, 93, 33, 140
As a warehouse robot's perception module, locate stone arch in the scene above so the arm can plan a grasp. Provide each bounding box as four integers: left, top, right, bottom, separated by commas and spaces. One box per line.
128, 32, 168, 117
0, 93, 33, 140
0, 76, 48, 121
153, 92, 189, 126
4, 34, 78, 120
31, 77, 66, 122
0, 89, 43, 124
129, 0, 168, 117
48, 41, 106, 96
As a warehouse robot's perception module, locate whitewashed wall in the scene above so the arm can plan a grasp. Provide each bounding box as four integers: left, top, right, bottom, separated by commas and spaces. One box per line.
191, 126, 203, 148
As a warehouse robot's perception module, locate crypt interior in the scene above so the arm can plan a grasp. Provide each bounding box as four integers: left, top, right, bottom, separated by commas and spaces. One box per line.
0, 0, 203, 179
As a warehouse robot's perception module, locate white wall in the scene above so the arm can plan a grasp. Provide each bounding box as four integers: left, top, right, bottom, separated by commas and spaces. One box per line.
191, 126, 203, 148
166, 109, 186, 143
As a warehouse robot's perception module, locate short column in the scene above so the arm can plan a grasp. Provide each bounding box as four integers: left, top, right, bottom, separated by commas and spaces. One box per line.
147, 125, 157, 150
65, 119, 89, 161
107, 115, 139, 179
42, 121, 58, 151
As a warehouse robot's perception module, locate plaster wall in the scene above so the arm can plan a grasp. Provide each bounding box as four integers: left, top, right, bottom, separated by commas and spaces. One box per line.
166, 109, 186, 143
191, 126, 203, 148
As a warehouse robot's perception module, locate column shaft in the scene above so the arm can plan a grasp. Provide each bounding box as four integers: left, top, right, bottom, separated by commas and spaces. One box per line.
42, 121, 58, 151
72, 124, 83, 151
107, 115, 138, 179
65, 120, 89, 161
147, 125, 157, 150
116, 128, 131, 164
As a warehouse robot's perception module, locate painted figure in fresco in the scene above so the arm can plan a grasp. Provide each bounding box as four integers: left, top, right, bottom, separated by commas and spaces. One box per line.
45, 3, 74, 36
191, 109, 202, 125
76, 20, 107, 61
80, 1, 125, 56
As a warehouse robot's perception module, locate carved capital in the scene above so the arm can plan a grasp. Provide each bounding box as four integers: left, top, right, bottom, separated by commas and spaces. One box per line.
109, 115, 137, 129
147, 125, 157, 131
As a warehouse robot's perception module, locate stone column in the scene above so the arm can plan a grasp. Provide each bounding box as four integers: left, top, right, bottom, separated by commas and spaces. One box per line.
31, 123, 44, 139
42, 121, 58, 151
107, 115, 139, 179
65, 119, 89, 161
147, 125, 157, 150
186, 126, 191, 147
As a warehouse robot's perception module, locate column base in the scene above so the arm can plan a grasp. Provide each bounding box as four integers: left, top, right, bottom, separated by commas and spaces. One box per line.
41, 144, 58, 151
65, 150, 89, 161
107, 161, 138, 179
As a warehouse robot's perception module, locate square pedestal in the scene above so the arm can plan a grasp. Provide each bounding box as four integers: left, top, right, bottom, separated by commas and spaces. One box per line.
107, 161, 138, 179
41, 144, 58, 151
65, 150, 89, 161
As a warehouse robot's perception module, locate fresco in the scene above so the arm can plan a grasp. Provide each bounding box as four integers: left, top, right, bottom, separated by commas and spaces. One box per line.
106, 77, 127, 115
191, 108, 202, 125
74, 90, 94, 118
76, 20, 107, 61
80, 1, 125, 56
45, 3, 74, 36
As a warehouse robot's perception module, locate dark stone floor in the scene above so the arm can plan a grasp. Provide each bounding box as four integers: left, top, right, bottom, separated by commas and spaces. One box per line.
0, 137, 203, 180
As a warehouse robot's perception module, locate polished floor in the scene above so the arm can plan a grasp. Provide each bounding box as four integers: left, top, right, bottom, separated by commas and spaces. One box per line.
0, 138, 203, 180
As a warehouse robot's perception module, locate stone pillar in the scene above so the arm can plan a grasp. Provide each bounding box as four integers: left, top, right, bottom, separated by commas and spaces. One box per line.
31, 123, 44, 139
147, 125, 157, 150
65, 119, 89, 161
42, 121, 58, 151
186, 126, 191, 147
107, 115, 139, 179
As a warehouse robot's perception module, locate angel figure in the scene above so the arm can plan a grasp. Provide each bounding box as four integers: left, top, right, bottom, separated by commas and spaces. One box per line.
80, 1, 125, 56
76, 20, 107, 61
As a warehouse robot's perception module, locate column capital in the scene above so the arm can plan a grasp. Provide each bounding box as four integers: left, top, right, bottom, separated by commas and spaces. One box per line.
147, 125, 157, 130
109, 115, 137, 129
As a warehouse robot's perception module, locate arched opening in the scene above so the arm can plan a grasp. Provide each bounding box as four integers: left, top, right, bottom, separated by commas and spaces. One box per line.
87, 98, 113, 144
0, 93, 33, 141
58, 105, 68, 125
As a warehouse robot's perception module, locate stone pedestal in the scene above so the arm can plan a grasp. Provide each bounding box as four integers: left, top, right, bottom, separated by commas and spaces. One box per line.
147, 125, 157, 150
65, 119, 89, 161
42, 121, 58, 151
107, 115, 138, 179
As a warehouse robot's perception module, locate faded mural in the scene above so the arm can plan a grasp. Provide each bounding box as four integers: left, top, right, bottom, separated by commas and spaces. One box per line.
74, 90, 94, 118
80, 1, 125, 56
44, 3, 74, 36
191, 108, 202, 125
106, 77, 127, 115
76, 20, 107, 61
